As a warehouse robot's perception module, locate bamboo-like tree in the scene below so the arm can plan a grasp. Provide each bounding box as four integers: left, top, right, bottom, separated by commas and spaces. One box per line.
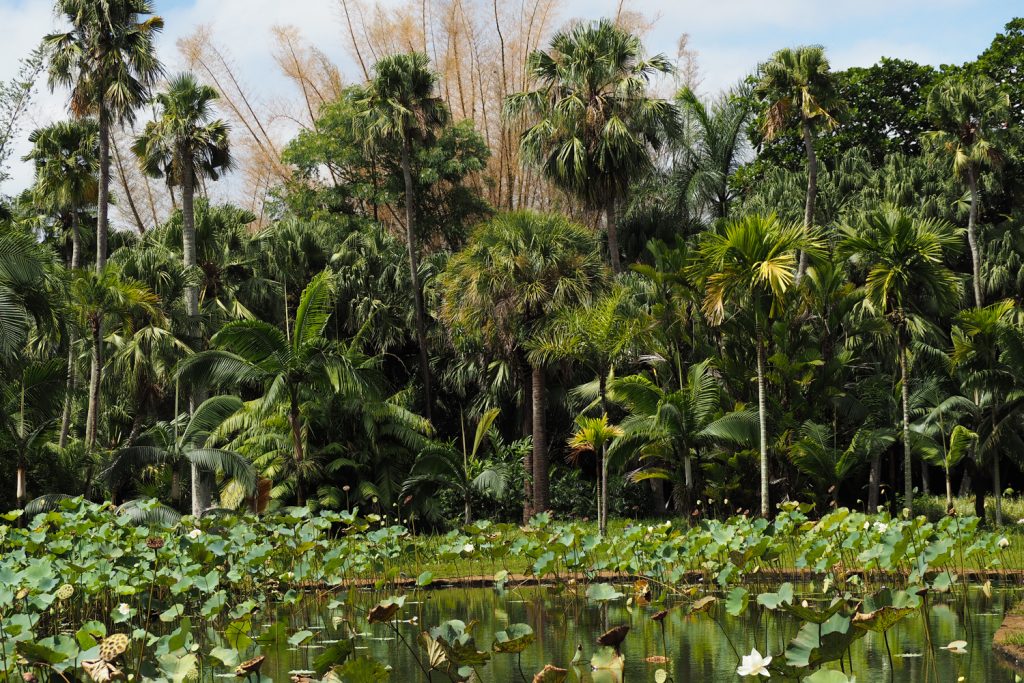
356, 52, 448, 421
505, 19, 679, 273
439, 211, 606, 518
841, 208, 962, 513
699, 213, 822, 516
755, 46, 840, 281
45, 0, 164, 271
23, 119, 98, 447
925, 75, 1010, 308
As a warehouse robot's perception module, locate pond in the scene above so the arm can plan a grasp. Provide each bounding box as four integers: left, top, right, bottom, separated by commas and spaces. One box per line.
244, 584, 1020, 682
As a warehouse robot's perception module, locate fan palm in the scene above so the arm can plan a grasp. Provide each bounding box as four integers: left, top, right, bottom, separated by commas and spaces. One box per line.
104, 395, 255, 511
177, 270, 378, 506
612, 360, 756, 514
504, 19, 679, 272
755, 46, 840, 281
699, 213, 822, 515
840, 208, 962, 512
439, 211, 606, 518
45, 0, 164, 272
529, 284, 653, 533
23, 119, 98, 447
403, 408, 509, 524
356, 52, 448, 420
925, 75, 1010, 308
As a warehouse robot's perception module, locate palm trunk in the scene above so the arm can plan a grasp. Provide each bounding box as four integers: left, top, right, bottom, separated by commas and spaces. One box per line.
15, 464, 26, 510
898, 334, 913, 512
83, 317, 103, 499
966, 165, 983, 309
59, 207, 82, 448
521, 359, 533, 522
868, 451, 881, 512
531, 364, 548, 514
400, 138, 433, 422
289, 396, 306, 506
756, 324, 769, 517
97, 110, 110, 273
993, 408, 1002, 526
797, 117, 817, 284
945, 466, 953, 511
920, 462, 929, 495
599, 374, 610, 535
605, 196, 621, 274
182, 159, 209, 518
464, 497, 472, 525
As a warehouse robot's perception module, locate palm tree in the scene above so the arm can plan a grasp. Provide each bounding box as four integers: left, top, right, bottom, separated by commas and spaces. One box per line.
675, 83, 753, 220
529, 284, 653, 534
178, 270, 378, 506
504, 19, 679, 273
132, 73, 232, 337
925, 75, 1010, 308
755, 46, 840, 282
790, 422, 894, 508
104, 395, 255, 510
840, 208, 962, 512
356, 52, 448, 420
0, 359, 64, 509
23, 119, 98, 447
403, 408, 509, 524
45, 0, 164, 272
68, 264, 162, 495
567, 414, 623, 529
439, 211, 606, 518
699, 213, 822, 516
612, 360, 756, 514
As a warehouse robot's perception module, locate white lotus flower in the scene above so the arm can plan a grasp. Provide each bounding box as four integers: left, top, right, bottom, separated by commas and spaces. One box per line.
187, 528, 202, 540
737, 648, 772, 677
999, 537, 1010, 549
462, 543, 475, 553
117, 603, 131, 616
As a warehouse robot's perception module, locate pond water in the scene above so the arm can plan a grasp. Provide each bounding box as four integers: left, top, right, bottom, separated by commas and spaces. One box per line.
246, 584, 1019, 682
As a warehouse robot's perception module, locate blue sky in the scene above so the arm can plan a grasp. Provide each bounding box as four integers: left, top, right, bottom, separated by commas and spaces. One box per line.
0, 0, 1019, 192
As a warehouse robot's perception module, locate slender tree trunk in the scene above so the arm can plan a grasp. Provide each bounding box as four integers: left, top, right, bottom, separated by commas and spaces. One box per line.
993, 409, 1002, 526
182, 160, 210, 518
797, 117, 817, 284
83, 318, 103, 498
898, 335, 913, 512
400, 138, 433, 422
599, 375, 610, 535
289, 396, 306, 506
920, 462, 930, 495
531, 364, 548, 514
868, 451, 881, 512
59, 208, 83, 448
966, 165, 983, 309
945, 466, 953, 511
756, 326, 769, 517
97, 111, 110, 273
15, 464, 26, 510
973, 453, 986, 520
521, 360, 533, 523
605, 196, 621, 274
464, 497, 471, 525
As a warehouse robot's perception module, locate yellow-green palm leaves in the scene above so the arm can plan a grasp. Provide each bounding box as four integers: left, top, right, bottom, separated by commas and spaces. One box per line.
755, 45, 840, 141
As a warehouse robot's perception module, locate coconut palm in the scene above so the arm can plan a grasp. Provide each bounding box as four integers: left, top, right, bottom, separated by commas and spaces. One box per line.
755, 46, 840, 281
529, 284, 653, 534
177, 270, 379, 506
840, 208, 962, 512
504, 19, 679, 273
403, 408, 510, 524
132, 73, 232, 336
612, 360, 756, 514
439, 211, 606, 518
45, 0, 164, 272
699, 213, 822, 516
356, 52, 448, 420
103, 395, 255, 510
925, 75, 1010, 308
23, 119, 98, 447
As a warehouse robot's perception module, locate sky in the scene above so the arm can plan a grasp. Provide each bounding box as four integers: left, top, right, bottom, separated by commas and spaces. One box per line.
0, 0, 1019, 193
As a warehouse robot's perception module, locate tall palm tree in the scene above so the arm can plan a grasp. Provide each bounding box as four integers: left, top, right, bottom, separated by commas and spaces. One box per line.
926, 75, 1010, 308
612, 360, 756, 514
505, 19, 679, 273
177, 270, 378, 506
755, 46, 840, 282
841, 208, 962, 512
675, 83, 753, 220
439, 211, 606, 518
699, 213, 822, 516
356, 52, 448, 420
23, 119, 98, 447
132, 73, 232, 337
68, 264, 162, 495
104, 395, 255, 510
529, 284, 653, 534
45, 0, 164, 272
